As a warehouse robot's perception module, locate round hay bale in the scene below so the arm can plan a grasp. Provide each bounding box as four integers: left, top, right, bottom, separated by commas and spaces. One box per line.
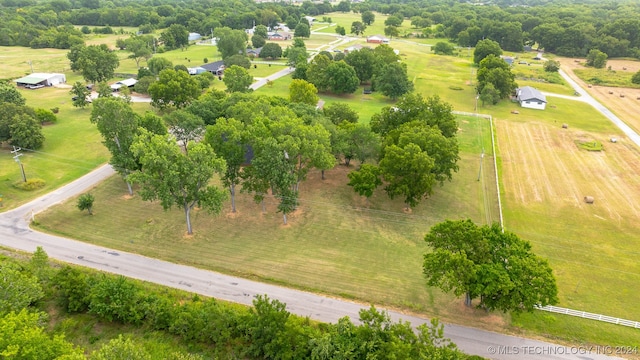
584, 196, 594, 204
562, 123, 568, 129
610, 137, 618, 143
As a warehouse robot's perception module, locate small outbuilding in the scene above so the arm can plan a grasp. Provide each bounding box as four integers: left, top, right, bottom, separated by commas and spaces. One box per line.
366, 35, 390, 44
515, 86, 547, 110
110, 78, 137, 91
188, 32, 202, 41
15, 73, 66, 88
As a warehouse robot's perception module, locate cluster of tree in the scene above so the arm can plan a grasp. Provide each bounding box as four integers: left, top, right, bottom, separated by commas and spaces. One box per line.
1, 247, 472, 359
0, 82, 48, 149
423, 219, 559, 312
294, 44, 413, 99
348, 94, 460, 209
359, 0, 640, 59
474, 40, 518, 106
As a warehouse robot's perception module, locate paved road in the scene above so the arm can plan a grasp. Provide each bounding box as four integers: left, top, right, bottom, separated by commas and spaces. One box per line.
0, 166, 619, 360
539, 61, 640, 148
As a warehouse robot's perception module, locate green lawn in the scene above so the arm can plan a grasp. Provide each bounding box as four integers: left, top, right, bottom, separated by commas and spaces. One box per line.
0, 87, 108, 208
34, 115, 503, 329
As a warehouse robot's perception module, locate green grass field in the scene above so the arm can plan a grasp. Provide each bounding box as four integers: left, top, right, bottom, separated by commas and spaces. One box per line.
3, 25, 640, 351
573, 68, 639, 88
34, 115, 502, 328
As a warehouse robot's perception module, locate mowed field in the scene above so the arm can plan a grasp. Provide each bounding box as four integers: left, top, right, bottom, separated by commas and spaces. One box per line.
559, 57, 640, 135
496, 100, 640, 323
35, 115, 503, 330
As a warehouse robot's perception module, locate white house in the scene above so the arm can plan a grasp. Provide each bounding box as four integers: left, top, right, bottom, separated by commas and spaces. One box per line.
15, 73, 66, 88
516, 86, 547, 110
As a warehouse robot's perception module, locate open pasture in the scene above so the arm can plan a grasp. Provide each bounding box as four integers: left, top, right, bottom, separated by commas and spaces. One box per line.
34, 114, 502, 330
496, 103, 640, 322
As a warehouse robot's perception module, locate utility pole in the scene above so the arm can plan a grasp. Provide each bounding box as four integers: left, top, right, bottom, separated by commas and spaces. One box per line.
11, 146, 26, 182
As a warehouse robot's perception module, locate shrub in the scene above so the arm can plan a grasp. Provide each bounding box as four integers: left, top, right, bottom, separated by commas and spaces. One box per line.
35, 108, 57, 124
53, 266, 91, 313
14, 178, 46, 191
88, 275, 146, 324
50, 107, 59, 114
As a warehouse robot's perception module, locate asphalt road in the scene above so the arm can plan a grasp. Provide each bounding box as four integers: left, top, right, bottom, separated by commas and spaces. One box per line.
0, 165, 620, 360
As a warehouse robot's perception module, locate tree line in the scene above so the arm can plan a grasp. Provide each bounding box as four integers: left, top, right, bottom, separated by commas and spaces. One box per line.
1, 247, 473, 359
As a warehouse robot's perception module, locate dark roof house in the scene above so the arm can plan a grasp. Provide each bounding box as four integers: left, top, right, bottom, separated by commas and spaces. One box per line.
201, 60, 226, 75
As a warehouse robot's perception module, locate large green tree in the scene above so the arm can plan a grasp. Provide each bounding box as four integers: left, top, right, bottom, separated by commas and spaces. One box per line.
90, 97, 140, 195
124, 36, 153, 68
214, 27, 248, 59
361, 11, 375, 26
345, 47, 376, 84
306, 54, 332, 92
476, 54, 517, 99
370, 94, 457, 138
473, 39, 502, 65
294, 23, 310, 38
223, 65, 254, 93
130, 129, 227, 235
423, 220, 559, 312
347, 164, 382, 202
327, 61, 359, 94
9, 113, 45, 150
379, 142, 435, 209
148, 68, 201, 109
70, 81, 91, 108
259, 43, 282, 59
160, 24, 188, 50
0, 82, 26, 105
204, 118, 247, 213
69, 44, 119, 83
586, 49, 608, 68
289, 79, 318, 106
373, 62, 413, 99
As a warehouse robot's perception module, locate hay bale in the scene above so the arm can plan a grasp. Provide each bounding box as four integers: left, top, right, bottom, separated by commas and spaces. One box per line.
584, 196, 594, 204
610, 137, 617, 143
562, 123, 568, 129
620, 93, 625, 98
510, 110, 519, 114
588, 84, 592, 88
608, 91, 614, 94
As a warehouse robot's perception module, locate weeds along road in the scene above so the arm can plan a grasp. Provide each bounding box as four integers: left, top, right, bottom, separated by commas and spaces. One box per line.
0, 164, 620, 360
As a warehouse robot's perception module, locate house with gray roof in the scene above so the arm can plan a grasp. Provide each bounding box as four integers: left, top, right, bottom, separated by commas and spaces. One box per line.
516, 86, 547, 110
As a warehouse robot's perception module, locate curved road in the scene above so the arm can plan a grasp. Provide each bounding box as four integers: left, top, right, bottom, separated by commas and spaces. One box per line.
0, 165, 619, 360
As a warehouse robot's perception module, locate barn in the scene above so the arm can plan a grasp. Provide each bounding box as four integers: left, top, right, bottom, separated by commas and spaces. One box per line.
366, 35, 389, 44
15, 73, 66, 88
516, 86, 547, 110
110, 78, 137, 92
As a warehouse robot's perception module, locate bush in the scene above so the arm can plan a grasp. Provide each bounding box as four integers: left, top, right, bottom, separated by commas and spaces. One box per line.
50, 107, 59, 114
35, 108, 57, 124
88, 275, 146, 325
13, 178, 45, 191
53, 266, 91, 313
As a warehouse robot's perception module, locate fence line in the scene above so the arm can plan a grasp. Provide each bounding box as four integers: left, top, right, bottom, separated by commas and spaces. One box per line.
455, 110, 639, 329
453, 111, 504, 230
536, 305, 640, 329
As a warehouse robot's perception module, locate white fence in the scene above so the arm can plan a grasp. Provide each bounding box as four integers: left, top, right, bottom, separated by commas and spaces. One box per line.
452, 111, 504, 230
536, 305, 640, 329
